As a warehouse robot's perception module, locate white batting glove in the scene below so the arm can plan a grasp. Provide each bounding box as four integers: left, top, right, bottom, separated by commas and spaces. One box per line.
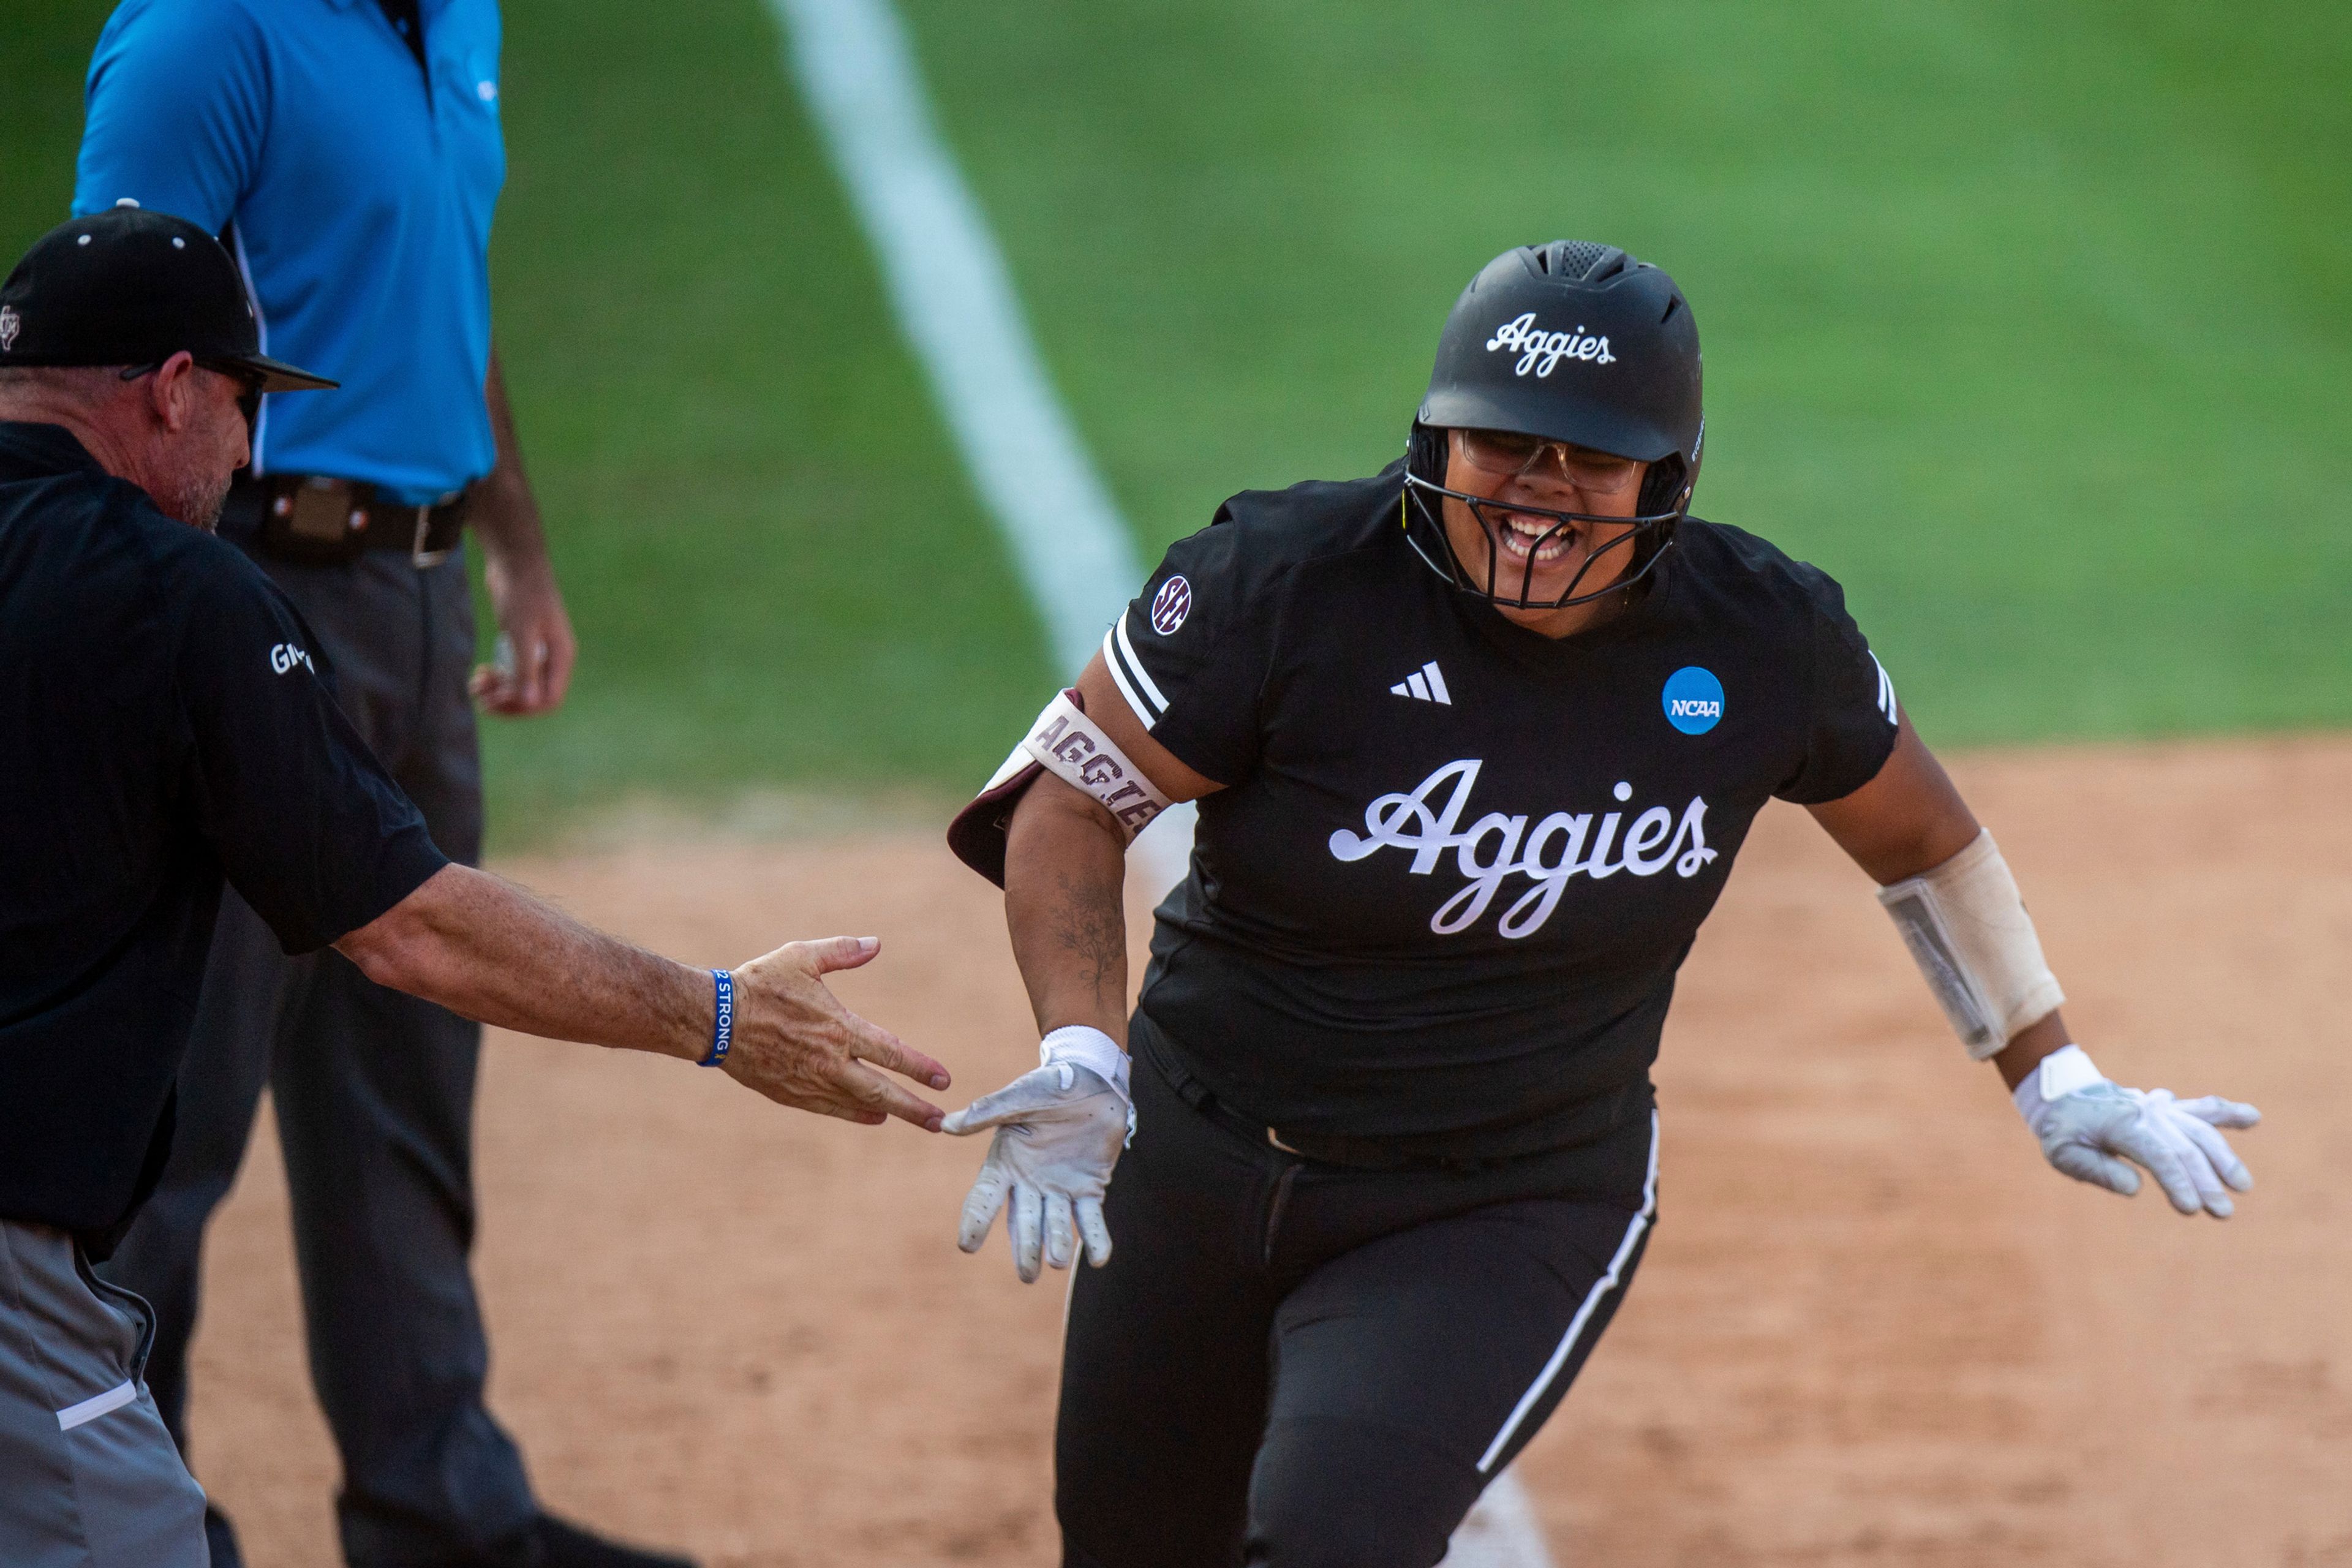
2015, 1045, 2260, 1219
942, 1026, 1131, 1283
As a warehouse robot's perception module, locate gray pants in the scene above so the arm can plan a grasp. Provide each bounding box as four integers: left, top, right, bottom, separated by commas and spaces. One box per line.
99, 543, 539, 1567
1, 1218, 208, 1568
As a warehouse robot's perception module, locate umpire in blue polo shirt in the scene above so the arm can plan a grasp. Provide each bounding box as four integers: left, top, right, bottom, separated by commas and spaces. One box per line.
69, 3, 662, 1566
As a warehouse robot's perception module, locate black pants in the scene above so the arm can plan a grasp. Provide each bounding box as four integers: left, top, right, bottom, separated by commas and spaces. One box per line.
99, 542, 537, 1568
1057, 1030, 1657, 1568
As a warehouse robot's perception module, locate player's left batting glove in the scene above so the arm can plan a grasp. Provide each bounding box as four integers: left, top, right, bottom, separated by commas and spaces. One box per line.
943, 1026, 1132, 1283
2015, 1045, 2260, 1219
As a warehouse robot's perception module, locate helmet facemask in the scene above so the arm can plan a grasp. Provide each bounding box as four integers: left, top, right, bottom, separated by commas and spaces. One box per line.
1401, 422, 1693, 611
1406, 239, 1705, 612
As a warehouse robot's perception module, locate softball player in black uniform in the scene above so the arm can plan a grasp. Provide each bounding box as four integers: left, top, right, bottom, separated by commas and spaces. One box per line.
941, 241, 2261, 1568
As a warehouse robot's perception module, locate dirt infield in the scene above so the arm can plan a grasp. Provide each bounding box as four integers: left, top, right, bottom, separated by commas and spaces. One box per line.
184, 738, 2352, 1566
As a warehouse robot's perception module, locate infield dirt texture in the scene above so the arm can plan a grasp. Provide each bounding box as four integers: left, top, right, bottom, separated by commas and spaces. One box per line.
190, 739, 2351, 1564
3, 1, 2347, 1561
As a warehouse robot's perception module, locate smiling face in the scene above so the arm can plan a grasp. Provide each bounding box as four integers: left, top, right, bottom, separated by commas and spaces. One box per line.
1438, 427, 1649, 637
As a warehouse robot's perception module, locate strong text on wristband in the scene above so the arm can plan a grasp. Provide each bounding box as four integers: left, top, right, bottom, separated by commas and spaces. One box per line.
700, 969, 734, 1067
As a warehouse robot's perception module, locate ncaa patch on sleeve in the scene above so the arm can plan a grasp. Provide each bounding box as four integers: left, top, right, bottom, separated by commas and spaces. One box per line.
1662, 666, 1724, 734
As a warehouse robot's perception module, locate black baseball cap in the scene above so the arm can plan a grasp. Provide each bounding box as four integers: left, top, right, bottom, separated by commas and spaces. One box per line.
0, 205, 335, 394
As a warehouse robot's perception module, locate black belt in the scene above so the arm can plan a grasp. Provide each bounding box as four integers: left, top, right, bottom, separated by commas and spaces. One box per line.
224, 472, 470, 567
1143, 1031, 1517, 1174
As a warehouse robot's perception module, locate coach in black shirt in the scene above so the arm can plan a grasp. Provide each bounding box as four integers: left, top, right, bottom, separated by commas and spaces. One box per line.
0, 209, 951, 1568
2, 397, 444, 1239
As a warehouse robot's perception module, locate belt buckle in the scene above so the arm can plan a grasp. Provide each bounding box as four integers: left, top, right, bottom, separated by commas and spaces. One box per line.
410, 502, 451, 568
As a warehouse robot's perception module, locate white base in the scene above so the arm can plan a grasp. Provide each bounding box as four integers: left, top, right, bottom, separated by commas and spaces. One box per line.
1444, 1471, 1558, 1568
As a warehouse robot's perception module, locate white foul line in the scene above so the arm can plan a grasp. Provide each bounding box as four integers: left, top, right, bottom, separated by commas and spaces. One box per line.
764, 2, 1548, 1560
766, 0, 1141, 679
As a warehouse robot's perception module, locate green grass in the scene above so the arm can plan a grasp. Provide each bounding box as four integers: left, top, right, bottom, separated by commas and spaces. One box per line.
464, 0, 1050, 828
3, 0, 1052, 840
6, 0, 2347, 842
902, 0, 2351, 740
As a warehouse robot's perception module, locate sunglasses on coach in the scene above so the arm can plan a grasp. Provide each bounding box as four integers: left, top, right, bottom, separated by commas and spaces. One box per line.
118, 358, 268, 428
1453, 427, 1643, 497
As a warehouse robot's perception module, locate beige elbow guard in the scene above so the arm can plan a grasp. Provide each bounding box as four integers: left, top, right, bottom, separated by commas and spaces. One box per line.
1876, 830, 2064, 1059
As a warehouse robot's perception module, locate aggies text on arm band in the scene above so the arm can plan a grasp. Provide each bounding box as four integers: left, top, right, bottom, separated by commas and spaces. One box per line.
1020, 690, 1172, 841
1875, 829, 2065, 1059
700, 970, 734, 1067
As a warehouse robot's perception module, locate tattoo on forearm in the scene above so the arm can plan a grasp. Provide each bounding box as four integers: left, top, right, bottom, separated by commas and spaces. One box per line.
1051, 872, 1125, 1005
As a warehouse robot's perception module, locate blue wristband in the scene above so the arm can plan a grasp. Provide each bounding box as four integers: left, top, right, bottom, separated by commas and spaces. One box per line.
699, 970, 734, 1067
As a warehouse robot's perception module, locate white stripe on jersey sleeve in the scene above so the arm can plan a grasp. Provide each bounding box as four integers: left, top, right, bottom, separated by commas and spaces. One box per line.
1112, 609, 1170, 717
1102, 617, 1163, 731
1872, 653, 1898, 725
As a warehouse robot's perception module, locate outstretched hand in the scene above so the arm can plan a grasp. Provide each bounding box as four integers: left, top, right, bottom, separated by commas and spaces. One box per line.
2021, 1068, 2260, 1219
722, 936, 951, 1129
944, 1054, 1129, 1282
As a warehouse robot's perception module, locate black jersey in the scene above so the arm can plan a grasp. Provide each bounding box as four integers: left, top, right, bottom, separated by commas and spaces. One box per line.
0, 422, 446, 1238
1107, 462, 1898, 1160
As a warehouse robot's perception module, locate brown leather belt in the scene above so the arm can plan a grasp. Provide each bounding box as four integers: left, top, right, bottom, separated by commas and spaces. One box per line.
225, 472, 469, 567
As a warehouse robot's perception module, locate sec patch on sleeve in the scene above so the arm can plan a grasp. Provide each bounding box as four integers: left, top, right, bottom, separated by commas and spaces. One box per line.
1150, 575, 1192, 635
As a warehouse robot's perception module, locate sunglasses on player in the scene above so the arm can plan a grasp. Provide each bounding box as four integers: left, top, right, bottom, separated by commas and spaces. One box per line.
1452, 427, 1643, 498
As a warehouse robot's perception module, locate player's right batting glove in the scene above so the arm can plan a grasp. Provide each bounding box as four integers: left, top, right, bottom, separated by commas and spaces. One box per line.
2015, 1045, 2260, 1219
943, 1026, 1132, 1283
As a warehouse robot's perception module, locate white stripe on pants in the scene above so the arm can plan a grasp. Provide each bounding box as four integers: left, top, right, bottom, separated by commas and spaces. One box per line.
1476, 1111, 1661, 1473
0, 1218, 206, 1568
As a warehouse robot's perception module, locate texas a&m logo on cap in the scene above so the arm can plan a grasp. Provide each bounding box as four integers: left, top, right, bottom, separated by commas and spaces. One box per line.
1150, 575, 1192, 635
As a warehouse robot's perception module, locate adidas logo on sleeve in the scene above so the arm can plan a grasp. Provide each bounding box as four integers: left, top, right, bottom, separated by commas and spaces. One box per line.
1390, 661, 1451, 705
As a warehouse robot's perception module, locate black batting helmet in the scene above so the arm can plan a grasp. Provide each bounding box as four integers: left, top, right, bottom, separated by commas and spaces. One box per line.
1403, 241, 1703, 608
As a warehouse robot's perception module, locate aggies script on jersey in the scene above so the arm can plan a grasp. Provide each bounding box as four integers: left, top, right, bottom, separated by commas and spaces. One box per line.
1104, 462, 1900, 1161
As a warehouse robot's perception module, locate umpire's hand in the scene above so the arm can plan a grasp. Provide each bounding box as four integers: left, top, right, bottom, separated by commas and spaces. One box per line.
722, 936, 952, 1130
